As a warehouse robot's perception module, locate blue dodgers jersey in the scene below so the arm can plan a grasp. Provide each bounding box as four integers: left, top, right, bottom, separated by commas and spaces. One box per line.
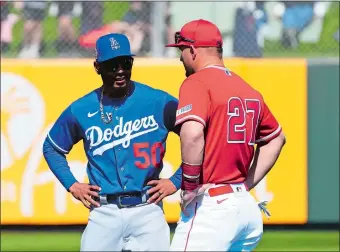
47, 82, 178, 195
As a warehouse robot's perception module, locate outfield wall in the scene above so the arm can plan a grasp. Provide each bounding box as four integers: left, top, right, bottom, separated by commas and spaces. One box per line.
1, 58, 338, 225
307, 60, 339, 223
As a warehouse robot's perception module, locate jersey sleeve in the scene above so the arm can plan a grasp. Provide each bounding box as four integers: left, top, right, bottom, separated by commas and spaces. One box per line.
175, 79, 210, 127
163, 93, 179, 133
256, 100, 282, 144
46, 105, 82, 154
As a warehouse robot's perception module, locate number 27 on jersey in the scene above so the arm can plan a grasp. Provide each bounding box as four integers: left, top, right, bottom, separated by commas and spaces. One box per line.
227, 97, 260, 145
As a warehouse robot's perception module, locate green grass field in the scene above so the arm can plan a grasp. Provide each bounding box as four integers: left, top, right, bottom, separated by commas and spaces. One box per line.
1, 230, 339, 251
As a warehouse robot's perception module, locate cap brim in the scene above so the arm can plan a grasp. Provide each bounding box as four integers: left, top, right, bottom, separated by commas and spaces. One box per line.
124, 53, 135, 58
165, 42, 191, 47
166, 42, 222, 48
165, 43, 179, 47
97, 53, 135, 62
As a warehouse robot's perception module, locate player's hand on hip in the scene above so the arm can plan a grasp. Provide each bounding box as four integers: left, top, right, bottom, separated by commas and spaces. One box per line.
69, 182, 101, 209
180, 184, 212, 216
180, 190, 197, 216
146, 179, 177, 204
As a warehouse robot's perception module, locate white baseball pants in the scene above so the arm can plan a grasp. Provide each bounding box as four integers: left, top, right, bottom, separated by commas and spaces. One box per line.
170, 184, 263, 251
80, 203, 170, 251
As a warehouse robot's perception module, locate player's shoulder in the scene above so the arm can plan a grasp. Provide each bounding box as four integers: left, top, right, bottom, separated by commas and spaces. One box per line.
184, 71, 206, 85
183, 67, 225, 87
230, 72, 264, 98
134, 81, 178, 102
134, 81, 167, 96
179, 74, 205, 93
68, 88, 100, 112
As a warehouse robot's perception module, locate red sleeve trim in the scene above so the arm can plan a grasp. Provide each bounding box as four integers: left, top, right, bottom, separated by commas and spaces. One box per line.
256, 125, 282, 144
175, 115, 206, 127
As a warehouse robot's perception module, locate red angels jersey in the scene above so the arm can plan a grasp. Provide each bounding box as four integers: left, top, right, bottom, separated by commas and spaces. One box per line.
175, 66, 282, 185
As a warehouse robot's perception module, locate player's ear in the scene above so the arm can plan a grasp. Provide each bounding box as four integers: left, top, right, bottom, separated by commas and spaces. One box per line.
94, 61, 100, 75
190, 45, 197, 60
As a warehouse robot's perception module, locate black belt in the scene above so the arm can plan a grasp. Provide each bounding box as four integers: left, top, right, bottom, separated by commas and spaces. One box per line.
93, 192, 148, 209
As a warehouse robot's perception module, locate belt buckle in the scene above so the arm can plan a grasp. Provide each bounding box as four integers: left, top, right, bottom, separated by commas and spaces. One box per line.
118, 195, 132, 208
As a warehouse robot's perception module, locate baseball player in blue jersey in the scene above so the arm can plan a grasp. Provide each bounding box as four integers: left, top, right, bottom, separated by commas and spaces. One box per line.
42, 33, 182, 251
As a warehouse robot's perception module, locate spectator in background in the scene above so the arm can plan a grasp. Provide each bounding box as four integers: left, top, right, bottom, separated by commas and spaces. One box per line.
56, 2, 77, 56
164, 2, 177, 58
232, 2, 263, 58
18, 1, 48, 58
121, 1, 151, 55
1, 0, 10, 52
80, 1, 104, 36
1, 1, 19, 53
78, 1, 151, 55
253, 1, 268, 49
273, 1, 327, 49
79, 1, 104, 57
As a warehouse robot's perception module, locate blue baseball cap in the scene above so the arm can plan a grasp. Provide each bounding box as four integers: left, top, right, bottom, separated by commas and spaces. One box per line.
95, 33, 135, 62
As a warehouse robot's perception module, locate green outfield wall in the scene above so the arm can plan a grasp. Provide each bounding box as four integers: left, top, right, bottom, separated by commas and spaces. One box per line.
307, 59, 340, 223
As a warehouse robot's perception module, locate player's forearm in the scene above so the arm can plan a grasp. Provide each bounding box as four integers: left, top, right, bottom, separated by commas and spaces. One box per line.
246, 132, 286, 190
42, 139, 78, 191
180, 122, 205, 165
180, 121, 205, 190
169, 166, 182, 190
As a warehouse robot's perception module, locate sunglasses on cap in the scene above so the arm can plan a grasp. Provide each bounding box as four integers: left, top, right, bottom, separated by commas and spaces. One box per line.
174, 32, 195, 45
100, 57, 133, 72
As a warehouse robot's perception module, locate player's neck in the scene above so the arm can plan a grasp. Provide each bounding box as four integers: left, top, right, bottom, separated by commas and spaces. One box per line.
196, 58, 225, 72
103, 84, 130, 99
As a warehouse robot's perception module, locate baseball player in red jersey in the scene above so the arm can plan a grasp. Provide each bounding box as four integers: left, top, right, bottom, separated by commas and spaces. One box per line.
166, 19, 286, 251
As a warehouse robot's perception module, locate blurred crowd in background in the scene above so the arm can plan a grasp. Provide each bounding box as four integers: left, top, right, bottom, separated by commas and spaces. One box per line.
1, 1, 339, 59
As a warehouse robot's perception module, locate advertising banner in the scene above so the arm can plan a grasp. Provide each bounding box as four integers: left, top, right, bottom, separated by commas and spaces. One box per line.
1, 58, 307, 224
